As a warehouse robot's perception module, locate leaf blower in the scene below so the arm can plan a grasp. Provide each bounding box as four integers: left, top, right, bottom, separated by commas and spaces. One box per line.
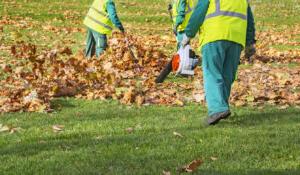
155, 45, 199, 83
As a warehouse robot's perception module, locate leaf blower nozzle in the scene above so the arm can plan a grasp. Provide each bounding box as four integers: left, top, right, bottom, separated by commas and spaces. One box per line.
155, 45, 199, 83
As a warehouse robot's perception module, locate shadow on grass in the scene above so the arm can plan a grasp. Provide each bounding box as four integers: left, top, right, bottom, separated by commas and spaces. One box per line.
1, 100, 299, 174
224, 108, 300, 126
1, 131, 299, 175
51, 98, 76, 110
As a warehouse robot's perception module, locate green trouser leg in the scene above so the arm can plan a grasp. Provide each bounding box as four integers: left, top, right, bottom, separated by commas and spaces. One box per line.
176, 31, 185, 50
85, 28, 108, 58
201, 40, 242, 116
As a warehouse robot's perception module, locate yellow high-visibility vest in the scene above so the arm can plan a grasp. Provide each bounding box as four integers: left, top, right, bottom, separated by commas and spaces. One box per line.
83, 0, 114, 35
199, 0, 248, 49
172, 0, 197, 32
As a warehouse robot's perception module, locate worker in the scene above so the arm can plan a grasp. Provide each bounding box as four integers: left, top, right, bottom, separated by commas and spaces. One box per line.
171, 0, 197, 49
181, 0, 256, 125
84, 0, 125, 58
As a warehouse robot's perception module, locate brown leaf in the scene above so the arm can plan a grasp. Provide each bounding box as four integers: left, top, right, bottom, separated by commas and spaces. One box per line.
121, 88, 136, 105
59, 47, 72, 55
2, 64, 12, 73
135, 95, 145, 106
179, 159, 203, 173
53, 86, 77, 97
125, 127, 134, 134
26, 99, 47, 112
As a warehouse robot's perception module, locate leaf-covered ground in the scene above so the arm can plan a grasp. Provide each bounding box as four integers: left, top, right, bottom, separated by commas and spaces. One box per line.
1, 22, 300, 113
1, 0, 300, 113
1, 31, 299, 113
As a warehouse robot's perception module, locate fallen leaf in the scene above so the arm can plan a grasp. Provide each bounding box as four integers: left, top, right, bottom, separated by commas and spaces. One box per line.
95, 136, 103, 140
125, 127, 134, 133
179, 159, 203, 173
278, 104, 289, 110
53, 86, 77, 97
52, 125, 64, 132
193, 93, 205, 103
174, 99, 184, 106
59, 47, 72, 55
173, 131, 184, 138
135, 95, 145, 106
9, 127, 22, 134
0, 124, 10, 133
162, 170, 171, 175
210, 156, 218, 161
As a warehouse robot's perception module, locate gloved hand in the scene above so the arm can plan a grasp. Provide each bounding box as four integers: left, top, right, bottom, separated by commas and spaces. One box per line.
181, 33, 190, 48
245, 44, 256, 61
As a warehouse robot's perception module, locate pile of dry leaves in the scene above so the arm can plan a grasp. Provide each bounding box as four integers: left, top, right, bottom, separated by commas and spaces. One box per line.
251, 25, 300, 63
1, 31, 300, 113
0, 33, 186, 113
192, 63, 300, 108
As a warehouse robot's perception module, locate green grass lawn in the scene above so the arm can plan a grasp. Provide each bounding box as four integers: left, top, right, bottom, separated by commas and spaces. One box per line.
1, 0, 300, 174
1, 99, 300, 175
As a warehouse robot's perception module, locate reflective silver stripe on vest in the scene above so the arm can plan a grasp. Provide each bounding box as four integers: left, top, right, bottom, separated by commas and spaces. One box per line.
185, 3, 193, 14
87, 15, 113, 30
91, 7, 109, 17
205, 0, 247, 20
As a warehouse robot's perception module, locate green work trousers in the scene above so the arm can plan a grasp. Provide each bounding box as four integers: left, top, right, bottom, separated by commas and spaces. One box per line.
85, 28, 108, 58
201, 40, 242, 116
176, 31, 185, 50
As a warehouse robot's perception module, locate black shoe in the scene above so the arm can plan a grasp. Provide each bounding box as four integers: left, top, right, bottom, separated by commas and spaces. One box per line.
206, 110, 231, 125
221, 111, 231, 120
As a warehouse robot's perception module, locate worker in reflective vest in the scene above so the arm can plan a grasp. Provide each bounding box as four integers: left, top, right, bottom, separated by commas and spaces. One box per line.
172, 0, 197, 49
84, 0, 125, 58
181, 0, 256, 125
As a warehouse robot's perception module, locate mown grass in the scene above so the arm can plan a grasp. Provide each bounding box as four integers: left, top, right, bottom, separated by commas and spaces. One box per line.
1, 99, 300, 175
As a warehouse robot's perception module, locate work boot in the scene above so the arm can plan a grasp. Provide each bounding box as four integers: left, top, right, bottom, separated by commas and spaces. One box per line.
206, 110, 231, 126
